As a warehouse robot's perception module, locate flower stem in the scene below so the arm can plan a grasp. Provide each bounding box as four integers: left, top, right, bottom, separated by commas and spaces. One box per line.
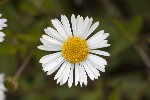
14, 50, 34, 79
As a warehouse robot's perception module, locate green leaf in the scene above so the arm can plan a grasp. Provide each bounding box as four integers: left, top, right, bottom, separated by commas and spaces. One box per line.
79, 91, 101, 100
112, 17, 142, 43
108, 85, 121, 100
112, 19, 134, 42
125, 16, 142, 41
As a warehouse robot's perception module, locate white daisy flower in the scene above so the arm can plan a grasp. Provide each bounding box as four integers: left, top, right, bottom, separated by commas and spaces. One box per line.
38, 14, 110, 87
0, 73, 7, 100
0, 14, 7, 42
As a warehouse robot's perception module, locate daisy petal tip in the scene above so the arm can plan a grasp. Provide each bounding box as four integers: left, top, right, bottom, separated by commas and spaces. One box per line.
68, 83, 72, 88
71, 14, 75, 18
106, 33, 110, 35
62, 80, 66, 84
42, 35, 46, 38
69, 86, 71, 88
44, 28, 47, 32
42, 68, 47, 72
54, 77, 57, 80
51, 19, 55, 23
101, 30, 104, 33
37, 46, 41, 49
105, 44, 111, 47
75, 83, 78, 86
46, 73, 50, 75
56, 81, 59, 84
107, 53, 110, 56
4, 19, 7, 22
37, 45, 43, 50
91, 78, 94, 81
96, 21, 99, 25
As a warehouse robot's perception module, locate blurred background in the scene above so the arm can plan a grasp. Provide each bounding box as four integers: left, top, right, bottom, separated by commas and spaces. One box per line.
0, 0, 150, 100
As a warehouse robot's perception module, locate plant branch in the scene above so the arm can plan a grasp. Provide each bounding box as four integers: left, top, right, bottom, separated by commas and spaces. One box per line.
14, 50, 34, 79
134, 44, 150, 69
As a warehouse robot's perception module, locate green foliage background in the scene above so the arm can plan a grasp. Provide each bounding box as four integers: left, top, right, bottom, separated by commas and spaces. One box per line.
0, 0, 150, 100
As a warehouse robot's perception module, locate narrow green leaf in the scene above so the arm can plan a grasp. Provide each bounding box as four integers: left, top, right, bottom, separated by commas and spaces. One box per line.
125, 16, 142, 41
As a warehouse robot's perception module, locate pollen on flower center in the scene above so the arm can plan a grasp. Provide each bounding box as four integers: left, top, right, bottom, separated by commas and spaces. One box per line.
61, 36, 89, 63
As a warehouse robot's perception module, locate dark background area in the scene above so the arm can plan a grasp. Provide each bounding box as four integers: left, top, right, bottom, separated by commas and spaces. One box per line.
0, 0, 150, 100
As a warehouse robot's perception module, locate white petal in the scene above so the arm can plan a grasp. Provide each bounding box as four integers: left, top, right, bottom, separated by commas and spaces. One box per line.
79, 72, 82, 86
59, 78, 63, 86
90, 44, 111, 49
88, 40, 108, 47
79, 17, 90, 37
90, 50, 110, 56
46, 67, 58, 75
87, 32, 110, 49
51, 19, 68, 39
87, 40, 110, 49
0, 73, 7, 91
75, 15, 80, 36
85, 60, 100, 77
88, 33, 109, 46
0, 91, 6, 100
0, 20, 7, 27
81, 18, 93, 39
0, 18, 7, 23
62, 63, 71, 84
54, 61, 68, 80
87, 30, 104, 43
44, 27, 64, 42
88, 54, 107, 66
61, 15, 72, 36
57, 62, 69, 84
82, 62, 95, 80
0, 73, 4, 81
47, 60, 65, 75
79, 65, 84, 87
76, 15, 83, 36
0, 84, 6, 91
75, 63, 79, 86
93, 73, 98, 79
42, 35, 62, 45
100, 33, 109, 40
37, 45, 61, 51
42, 56, 64, 72
80, 65, 87, 85
39, 52, 61, 64
71, 14, 76, 36
40, 38, 60, 47
0, 32, 5, 37
89, 60, 105, 72
0, 18, 7, 30
83, 21, 99, 39
0, 38, 4, 42
68, 64, 74, 88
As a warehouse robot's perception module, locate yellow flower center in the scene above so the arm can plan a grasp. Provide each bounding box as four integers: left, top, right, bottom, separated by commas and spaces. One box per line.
62, 36, 89, 63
